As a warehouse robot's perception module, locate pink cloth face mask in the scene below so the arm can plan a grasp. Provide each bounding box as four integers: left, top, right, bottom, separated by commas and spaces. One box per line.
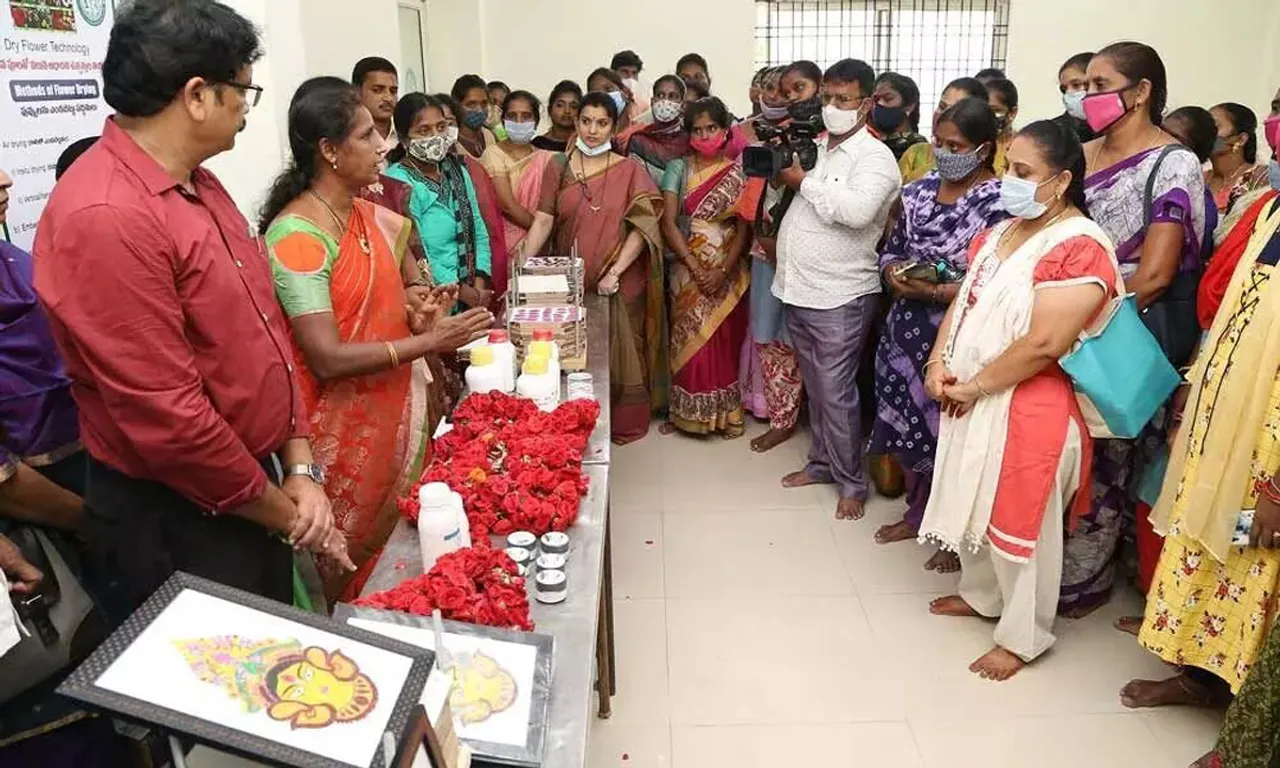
1083, 90, 1129, 134
1265, 115, 1280, 153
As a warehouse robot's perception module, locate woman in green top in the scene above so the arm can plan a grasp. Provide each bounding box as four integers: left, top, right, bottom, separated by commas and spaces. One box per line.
384, 92, 493, 313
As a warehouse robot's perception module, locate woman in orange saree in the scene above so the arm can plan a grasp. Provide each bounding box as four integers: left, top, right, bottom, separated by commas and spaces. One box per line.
658, 97, 751, 437
261, 78, 493, 601
523, 91, 666, 444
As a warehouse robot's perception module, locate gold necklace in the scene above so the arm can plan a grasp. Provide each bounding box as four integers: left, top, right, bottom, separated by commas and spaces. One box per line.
308, 189, 370, 255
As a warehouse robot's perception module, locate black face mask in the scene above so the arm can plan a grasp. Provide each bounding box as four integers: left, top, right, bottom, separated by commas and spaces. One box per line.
870, 104, 906, 134
788, 95, 822, 123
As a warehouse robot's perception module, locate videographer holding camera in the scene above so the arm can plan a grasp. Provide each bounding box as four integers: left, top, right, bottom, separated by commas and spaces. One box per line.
767, 59, 902, 523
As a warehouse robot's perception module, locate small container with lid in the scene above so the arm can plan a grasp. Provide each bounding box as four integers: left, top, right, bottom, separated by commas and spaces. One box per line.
528, 339, 561, 384
504, 546, 533, 576
535, 552, 567, 574
566, 372, 594, 401
540, 531, 570, 556
535, 569, 567, 604
486, 329, 517, 393
516, 355, 559, 412
417, 482, 469, 571
464, 345, 504, 394
506, 531, 538, 552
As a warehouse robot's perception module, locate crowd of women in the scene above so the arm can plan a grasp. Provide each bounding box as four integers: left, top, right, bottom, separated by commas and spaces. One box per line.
325, 43, 1280, 765
5, 14, 1280, 761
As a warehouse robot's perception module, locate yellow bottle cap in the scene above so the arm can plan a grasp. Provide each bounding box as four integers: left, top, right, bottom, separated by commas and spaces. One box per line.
522, 355, 549, 375
529, 340, 553, 358
470, 346, 495, 365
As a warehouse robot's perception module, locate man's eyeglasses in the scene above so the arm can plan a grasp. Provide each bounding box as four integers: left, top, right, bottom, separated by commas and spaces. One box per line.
222, 81, 263, 108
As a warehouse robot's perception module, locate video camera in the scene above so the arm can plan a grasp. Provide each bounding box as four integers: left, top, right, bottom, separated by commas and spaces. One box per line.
742, 112, 823, 179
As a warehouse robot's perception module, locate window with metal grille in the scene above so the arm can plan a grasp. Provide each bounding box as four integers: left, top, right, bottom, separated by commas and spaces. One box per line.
755, 0, 1010, 136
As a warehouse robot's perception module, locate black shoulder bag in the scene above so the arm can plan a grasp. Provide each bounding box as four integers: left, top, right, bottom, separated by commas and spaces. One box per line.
1138, 144, 1203, 369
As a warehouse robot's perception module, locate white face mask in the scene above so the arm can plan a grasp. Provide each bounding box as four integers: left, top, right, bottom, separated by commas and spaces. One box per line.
822, 102, 863, 136
1062, 90, 1087, 121
1000, 173, 1061, 220
575, 135, 612, 157
651, 98, 682, 124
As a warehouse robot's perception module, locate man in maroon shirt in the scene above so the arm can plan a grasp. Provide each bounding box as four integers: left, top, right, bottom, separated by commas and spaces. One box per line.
34, 0, 352, 623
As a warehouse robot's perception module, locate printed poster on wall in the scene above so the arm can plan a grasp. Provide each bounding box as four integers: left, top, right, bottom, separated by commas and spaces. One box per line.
1, 0, 113, 249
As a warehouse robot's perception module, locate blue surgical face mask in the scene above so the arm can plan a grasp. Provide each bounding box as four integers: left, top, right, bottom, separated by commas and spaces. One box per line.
608, 90, 627, 114
1270, 159, 1280, 191
463, 109, 488, 129
1062, 90, 1087, 121
1000, 173, 1059, 220
504, 119, 537, 145
575, 135, 612, 157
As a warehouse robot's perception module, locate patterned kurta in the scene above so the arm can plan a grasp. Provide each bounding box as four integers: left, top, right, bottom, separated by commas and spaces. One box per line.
1139, 227, 1280, 692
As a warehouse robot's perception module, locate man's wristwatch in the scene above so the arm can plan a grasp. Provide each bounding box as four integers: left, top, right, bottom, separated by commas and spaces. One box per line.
284, 463, 327, 485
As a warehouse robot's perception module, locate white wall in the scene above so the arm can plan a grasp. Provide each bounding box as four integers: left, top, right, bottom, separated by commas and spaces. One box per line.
425, 0, 756, 117
207, 0, 401, 220
1004, 0, 1280, 128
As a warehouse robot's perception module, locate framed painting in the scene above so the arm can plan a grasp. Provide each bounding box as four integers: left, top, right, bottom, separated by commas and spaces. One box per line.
333, 604, 554, 768
58, 572, 436, 768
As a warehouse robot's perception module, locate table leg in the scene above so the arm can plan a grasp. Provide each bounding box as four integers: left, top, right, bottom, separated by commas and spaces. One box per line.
596, 499, 616, 719
604, 499, 616, 692
595, 585, 613, 718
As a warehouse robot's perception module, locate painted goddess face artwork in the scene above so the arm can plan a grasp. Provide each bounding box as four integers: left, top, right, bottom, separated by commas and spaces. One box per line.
175, 636, 379, 729
448, 650, 517, 725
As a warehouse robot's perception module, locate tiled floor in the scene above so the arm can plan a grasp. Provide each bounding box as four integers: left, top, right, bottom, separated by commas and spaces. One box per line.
589, 421, 1226, 768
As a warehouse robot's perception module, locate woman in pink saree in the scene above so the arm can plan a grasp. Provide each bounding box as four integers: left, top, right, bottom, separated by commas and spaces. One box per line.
658, 97, 751, 437
480, 90, 554, 255
523, 92, 666, 444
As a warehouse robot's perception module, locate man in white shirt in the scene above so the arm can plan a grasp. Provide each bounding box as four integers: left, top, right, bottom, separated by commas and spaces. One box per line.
352, 56, 400, 156
772, 58, 902, 522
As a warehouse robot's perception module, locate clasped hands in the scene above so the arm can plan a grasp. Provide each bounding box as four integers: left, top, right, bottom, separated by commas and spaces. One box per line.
925, 362, 985, 418
281, 474, 355, 572
406, 284, 493, 351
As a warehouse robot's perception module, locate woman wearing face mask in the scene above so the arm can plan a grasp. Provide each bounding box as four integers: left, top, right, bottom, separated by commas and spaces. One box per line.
870, 97, 1009, 570
1120, 101, 1280, 714
434, 94, 511, 308
533, 80, 582, 153
1054, 52, 1096, 144
385, 93, 495, 313
586, 67, 633, 135
615, 75, 691, 186
738, 65, 804, 452
1059, 42, 1208, 621
922, 119, 1118, 682
1206, 103, 1269, 217
870, 72, 926, 161
657, 97, 752, 438
258, 79, 492, 600
521, 92, 665, 444
485, 80, 510, 142
986, 78, 1018, 176
899, 76, 988, 184
450, 74, 496, 160
480, 90, 553, 255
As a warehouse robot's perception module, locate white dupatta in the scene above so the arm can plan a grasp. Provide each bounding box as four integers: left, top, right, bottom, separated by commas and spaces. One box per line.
919, 216, 1112, 556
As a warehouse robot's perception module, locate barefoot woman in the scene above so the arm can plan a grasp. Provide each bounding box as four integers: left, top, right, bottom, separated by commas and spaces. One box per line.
869, 97, 1007, 564
659, 97, 751, 438
920, 120, 1116, 681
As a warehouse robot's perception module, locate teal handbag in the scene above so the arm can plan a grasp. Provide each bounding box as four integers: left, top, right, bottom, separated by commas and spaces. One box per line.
1060, 293, 1181, 439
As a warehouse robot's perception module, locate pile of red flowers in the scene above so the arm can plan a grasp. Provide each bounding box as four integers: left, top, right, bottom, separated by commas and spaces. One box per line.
398, 392, 600, 540
354, 546, 533, 630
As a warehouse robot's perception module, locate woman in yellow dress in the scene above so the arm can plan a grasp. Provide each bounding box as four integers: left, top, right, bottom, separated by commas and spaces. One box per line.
1123, 193, 1280, 709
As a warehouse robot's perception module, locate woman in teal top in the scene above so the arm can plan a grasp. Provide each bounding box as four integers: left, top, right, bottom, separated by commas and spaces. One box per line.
385, 92, 493, 311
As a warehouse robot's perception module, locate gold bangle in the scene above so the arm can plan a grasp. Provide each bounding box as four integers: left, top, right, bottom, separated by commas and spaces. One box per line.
385, 341, 400, 368
974, 375, 992, 397
923, 359, 943, 370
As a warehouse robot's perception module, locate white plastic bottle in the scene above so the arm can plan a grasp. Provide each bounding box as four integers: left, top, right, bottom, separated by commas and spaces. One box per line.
532, 328, 560, 363
486, 330, 517, 393
516, 355, 559, 412
417, 482, 469, 570
528, 339, 561, 386
464, 345, 504, 394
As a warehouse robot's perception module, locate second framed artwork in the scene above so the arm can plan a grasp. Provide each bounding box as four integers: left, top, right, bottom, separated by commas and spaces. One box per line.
58, 573, 437, 768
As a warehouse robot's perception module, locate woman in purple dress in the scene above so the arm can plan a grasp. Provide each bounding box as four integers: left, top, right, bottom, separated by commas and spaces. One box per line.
1060, 42, 1207, 619
869, 97, 1009, 572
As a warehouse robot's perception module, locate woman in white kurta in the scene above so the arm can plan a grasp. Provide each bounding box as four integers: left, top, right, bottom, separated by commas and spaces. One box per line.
920, 121, 1120, 681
